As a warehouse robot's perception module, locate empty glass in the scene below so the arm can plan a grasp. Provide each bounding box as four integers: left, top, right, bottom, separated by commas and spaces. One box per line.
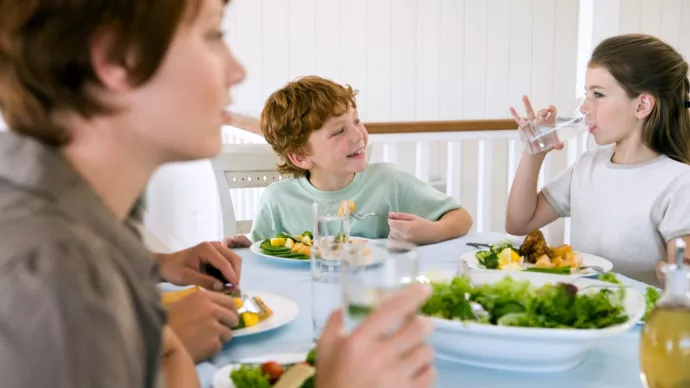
518, 97, 590, 155
341, 239, 420, 333
310, 200, 351, 340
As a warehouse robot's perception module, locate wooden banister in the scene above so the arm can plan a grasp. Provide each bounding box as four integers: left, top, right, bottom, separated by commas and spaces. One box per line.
365, 119, 516, 134
225, 112, 517, 135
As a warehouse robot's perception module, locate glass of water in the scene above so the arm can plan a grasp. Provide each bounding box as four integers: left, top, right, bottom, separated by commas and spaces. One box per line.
518, 97, 591, 155
341, 239, 420, 333
310, 201, 351, 340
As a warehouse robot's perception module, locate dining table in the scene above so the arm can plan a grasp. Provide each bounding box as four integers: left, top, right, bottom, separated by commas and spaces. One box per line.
168, 232, 650, 388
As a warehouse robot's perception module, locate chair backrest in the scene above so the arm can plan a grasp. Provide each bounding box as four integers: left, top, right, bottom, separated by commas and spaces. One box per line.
211, 143, 373, 238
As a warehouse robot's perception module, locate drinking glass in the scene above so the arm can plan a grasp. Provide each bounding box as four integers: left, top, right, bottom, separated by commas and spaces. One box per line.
341, 239, 420, 333
518, 97, 592, 155
310, 200, 351, 340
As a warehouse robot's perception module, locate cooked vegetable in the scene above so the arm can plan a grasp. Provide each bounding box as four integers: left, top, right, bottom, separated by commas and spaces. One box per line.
260, 239, 310, 260
490, 240, 518, 255
422, 276, 629, 329
524, 267, 572, 275
476, 251, 500, 269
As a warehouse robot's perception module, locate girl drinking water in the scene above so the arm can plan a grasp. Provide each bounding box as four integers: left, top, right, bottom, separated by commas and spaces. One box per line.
506, 33, 690, 286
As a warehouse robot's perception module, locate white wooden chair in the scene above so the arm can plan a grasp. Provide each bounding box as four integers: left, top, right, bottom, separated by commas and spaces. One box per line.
211, 143, 373, 238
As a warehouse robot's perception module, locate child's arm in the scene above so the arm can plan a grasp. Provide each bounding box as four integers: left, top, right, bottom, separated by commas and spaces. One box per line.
432, 208, 473, 242
505, 152, 561, 236
388, 208, 472, 245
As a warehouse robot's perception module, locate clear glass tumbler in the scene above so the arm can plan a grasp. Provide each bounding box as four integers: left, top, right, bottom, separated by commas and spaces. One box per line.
341, 239, 420, 333
518, 97, 590, 155
310, 200, 351, 340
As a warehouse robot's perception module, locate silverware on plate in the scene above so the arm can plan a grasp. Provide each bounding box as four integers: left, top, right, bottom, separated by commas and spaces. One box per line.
456, 259, 490, 321
466, 242, 492, 249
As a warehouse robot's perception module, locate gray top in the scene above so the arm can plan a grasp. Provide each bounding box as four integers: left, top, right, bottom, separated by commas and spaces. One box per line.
543, 145, 690, 286
0, 132, 166, 387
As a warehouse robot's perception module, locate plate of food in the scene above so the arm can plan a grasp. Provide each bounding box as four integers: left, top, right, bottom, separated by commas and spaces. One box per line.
161, 287, 298, 338
250, 231, 371, 265
462, 230, 613, 277
212, 349, 317, 388
422, 270, 645, 372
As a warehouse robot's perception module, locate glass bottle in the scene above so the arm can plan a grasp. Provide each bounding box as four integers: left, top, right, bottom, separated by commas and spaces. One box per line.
639, 238, 690, 388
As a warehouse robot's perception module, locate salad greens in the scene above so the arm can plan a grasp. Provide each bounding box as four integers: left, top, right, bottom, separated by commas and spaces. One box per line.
421, 276, 629, 329
597, 273, 661, 321
230, 349, 317, 388
230, 365, 272, 388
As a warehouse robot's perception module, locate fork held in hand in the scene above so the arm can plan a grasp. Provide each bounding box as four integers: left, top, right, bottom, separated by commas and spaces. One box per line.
351, 212, 388, 220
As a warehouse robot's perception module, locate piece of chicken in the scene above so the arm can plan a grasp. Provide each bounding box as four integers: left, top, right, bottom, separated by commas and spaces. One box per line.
520, 230, 551, 264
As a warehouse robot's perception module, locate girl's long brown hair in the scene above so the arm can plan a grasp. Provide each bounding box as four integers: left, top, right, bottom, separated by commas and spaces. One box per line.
589, 34, 690, 164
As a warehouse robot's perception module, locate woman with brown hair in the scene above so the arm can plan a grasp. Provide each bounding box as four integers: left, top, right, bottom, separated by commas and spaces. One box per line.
0, 0, 245, 386
0, 0, 434, 387
506, 33, 690, 287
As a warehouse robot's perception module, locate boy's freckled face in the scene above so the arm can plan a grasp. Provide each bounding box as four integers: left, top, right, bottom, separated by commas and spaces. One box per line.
306, 108, 369, 174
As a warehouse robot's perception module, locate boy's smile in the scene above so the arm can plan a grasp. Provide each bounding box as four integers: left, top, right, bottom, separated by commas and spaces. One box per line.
290, 108, 369, 191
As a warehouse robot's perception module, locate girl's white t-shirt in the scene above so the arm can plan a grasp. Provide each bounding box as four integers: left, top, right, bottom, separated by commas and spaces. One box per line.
543, 145, 690, 286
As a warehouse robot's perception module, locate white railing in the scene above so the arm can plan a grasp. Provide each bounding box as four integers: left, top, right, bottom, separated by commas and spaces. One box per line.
221, 126, 595, 246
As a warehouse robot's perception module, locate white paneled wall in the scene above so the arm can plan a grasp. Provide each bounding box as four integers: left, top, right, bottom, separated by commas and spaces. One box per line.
583, 0, 690, 67
144, 0, 690, 251
219, 0, 580, 242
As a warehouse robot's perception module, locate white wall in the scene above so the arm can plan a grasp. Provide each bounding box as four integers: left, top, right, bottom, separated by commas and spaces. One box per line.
145, 0, 690, 250
226, 0, 581, 181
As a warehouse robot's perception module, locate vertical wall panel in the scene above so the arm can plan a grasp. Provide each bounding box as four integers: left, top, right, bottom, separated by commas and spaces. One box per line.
315, 0, 343, 82
289, 0, 316, 79
463, 1, 488, 119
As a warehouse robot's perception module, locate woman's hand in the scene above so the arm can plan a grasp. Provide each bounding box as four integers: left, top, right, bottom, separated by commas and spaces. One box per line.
316, 284, 435, 388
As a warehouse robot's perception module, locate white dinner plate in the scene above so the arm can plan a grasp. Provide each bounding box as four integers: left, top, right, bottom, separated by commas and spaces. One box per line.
461, 249, 614, 278
232, 292, 299, 338
249, 237, 374, 266
212, 353, 308, 388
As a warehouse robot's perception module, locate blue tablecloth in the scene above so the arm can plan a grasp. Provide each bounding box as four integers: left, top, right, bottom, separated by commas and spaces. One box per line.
183, 232, 648, 388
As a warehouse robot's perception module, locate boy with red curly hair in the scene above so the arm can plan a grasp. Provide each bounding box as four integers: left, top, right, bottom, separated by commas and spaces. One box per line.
250, 76, 472, 245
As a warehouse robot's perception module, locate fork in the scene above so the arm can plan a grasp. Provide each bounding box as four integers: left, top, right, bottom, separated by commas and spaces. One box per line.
351, 212, 388, 220
575, 265, 606, 274
237, 294, 263, 315
456, 259, 490, 320
224, 288, 263, 314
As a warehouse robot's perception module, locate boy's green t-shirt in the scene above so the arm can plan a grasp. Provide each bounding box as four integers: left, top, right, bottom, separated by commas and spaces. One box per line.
250, 162, 461, 241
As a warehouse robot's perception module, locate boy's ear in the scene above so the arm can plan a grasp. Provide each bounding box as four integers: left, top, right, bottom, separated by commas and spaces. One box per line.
287, 151, 313, 170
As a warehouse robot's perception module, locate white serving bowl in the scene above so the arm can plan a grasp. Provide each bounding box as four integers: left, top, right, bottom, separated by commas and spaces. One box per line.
427, 270, 645, 373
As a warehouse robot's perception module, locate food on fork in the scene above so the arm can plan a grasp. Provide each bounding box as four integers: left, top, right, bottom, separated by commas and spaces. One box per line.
337, 200, 356, 216
160, 287, 273, 329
